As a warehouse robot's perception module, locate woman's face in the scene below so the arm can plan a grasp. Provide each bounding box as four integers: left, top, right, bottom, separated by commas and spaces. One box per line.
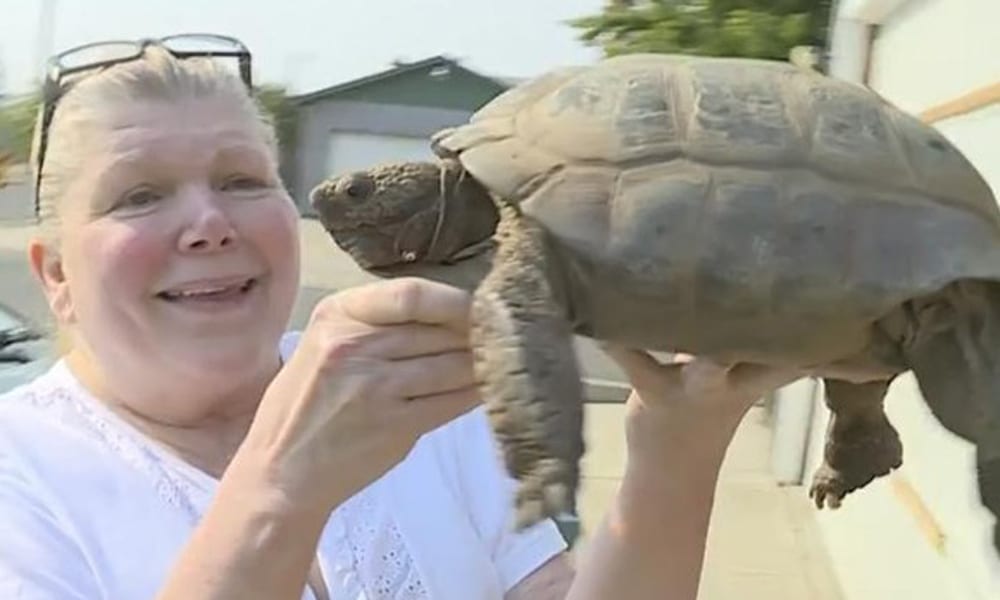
35, 95, 300, 417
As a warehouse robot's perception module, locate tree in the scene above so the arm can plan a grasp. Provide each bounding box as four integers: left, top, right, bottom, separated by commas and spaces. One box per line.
253, 84, 298, 157
0, 92, 41, 164
252, 84, 300, 192
570, 0, 834, 62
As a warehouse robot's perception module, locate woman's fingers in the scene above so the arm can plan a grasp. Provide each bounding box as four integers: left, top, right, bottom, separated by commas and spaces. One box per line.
725, 362, 804, 396
360, 323, 470, 360
601, 343, 801, 405
331, 277, 471, 332
601, 344, 685, 393
381, 350, 477, 399
403, 386, 482, 434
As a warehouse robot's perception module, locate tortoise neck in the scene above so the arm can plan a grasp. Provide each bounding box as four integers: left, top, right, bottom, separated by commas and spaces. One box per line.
425, 159, 499, 261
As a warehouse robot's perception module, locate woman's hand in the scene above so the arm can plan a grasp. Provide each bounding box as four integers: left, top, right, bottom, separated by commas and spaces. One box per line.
602, 346, 804, 471
236, 277, 480, 515
560, 349, 804, 600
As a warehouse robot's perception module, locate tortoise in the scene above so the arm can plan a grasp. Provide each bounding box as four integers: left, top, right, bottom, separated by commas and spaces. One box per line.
308, 52, 1000, 548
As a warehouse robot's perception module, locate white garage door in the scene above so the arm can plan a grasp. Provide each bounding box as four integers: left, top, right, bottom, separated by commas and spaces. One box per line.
326, 131, 435, 176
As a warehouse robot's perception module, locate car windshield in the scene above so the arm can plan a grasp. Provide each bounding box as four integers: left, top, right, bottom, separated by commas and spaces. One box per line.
0, 306, 29, 340
0, 305, 41, 364
0, 307, 22, 332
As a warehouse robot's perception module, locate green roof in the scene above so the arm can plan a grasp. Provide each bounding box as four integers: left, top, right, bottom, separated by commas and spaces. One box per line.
292, 55, 511, 110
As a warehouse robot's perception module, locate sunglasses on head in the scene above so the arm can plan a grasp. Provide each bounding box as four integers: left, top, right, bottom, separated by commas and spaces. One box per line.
33, 33, 254, 217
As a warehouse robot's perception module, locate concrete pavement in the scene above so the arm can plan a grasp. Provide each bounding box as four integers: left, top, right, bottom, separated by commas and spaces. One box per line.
0, 205, 845, 599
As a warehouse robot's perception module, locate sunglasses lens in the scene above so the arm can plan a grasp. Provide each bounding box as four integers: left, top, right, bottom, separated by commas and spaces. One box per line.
162, 34, 244, 54
162, 35, 249, 83
58, 42, 141, 70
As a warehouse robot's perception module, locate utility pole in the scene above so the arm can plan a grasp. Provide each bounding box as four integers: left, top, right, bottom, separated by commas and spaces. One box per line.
0, 44, 6, 96
33, 0, 58, 83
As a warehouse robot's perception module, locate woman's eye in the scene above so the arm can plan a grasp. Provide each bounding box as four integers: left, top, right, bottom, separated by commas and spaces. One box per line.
221, 175, 268, 191
119, 187, 162, 209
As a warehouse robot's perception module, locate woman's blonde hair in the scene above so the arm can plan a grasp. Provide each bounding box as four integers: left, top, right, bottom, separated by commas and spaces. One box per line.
30, 44, 279, 237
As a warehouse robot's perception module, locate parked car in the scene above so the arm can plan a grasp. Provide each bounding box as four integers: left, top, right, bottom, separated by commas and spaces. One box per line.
0, 151, 11, 189
0, 302, 54, 393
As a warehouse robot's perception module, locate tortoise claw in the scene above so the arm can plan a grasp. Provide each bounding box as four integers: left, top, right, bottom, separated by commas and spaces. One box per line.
809, 414, 903, 510
512, 460, 576, 530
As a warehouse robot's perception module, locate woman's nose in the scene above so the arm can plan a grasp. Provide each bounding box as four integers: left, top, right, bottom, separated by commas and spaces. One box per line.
177, 189, 238, 251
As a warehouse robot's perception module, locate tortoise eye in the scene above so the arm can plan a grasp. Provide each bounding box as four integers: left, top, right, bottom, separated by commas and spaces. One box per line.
338, 175, 374, 199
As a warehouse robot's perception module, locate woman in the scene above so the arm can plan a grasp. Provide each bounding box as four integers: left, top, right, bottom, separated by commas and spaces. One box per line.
0, 36, 800, 599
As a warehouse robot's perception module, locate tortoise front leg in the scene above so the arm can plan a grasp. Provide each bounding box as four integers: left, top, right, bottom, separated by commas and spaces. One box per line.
810, 378, 902, 509
470, 205, 585, 530
902, 280, 1000, 555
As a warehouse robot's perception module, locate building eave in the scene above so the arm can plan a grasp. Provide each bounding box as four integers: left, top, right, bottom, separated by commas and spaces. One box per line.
291, 55, 510, 106
837, 0, 912, 23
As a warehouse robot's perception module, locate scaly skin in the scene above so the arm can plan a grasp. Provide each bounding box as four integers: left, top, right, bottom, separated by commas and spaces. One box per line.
309, 159, 498, 271
810, 378, 902, 509
900, 280, 1000, 550
470, 204, 585, 529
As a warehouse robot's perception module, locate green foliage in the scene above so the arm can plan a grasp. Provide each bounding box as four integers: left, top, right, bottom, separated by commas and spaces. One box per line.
252, 84, 300, 191
253, 84, 298, 156
570, 0, 833, 61
0, 93, 41, 163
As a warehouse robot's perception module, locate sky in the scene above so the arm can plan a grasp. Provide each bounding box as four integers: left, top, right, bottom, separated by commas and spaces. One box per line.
0, 0, 608, 96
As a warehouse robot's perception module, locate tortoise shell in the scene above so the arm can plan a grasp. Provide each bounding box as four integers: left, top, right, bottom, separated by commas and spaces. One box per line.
432, 53, 1000, 363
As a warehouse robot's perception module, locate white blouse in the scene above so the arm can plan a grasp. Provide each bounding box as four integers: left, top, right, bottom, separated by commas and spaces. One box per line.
0, 332, 567, 599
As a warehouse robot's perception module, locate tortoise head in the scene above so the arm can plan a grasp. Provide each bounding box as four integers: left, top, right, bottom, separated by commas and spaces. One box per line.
310, 159, 499, 272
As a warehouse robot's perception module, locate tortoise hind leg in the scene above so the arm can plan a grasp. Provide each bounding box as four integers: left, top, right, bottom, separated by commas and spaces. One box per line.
901, 280, 1000, 554
810, 378, 903, 509
470, 204, 585, 530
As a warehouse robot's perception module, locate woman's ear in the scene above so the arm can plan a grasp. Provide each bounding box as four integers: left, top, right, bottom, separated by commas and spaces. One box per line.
28, 237, 74, 324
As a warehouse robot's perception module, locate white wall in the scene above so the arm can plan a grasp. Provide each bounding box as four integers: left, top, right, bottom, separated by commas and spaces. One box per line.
934, 104, 1000, 199
867, 0, 1000, 198
796, 375, 1000, 599
793, 1, 1000, 598
868, 0, 1000, 115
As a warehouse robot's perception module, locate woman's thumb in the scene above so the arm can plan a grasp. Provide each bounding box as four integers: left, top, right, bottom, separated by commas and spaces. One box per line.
600, 343, 680, 391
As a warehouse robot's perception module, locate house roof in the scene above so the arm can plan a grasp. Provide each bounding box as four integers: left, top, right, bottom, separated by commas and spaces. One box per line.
292, 54, 512, 105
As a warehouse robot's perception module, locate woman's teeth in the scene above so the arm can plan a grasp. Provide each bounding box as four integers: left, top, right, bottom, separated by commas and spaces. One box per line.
158, 279, 256, 301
